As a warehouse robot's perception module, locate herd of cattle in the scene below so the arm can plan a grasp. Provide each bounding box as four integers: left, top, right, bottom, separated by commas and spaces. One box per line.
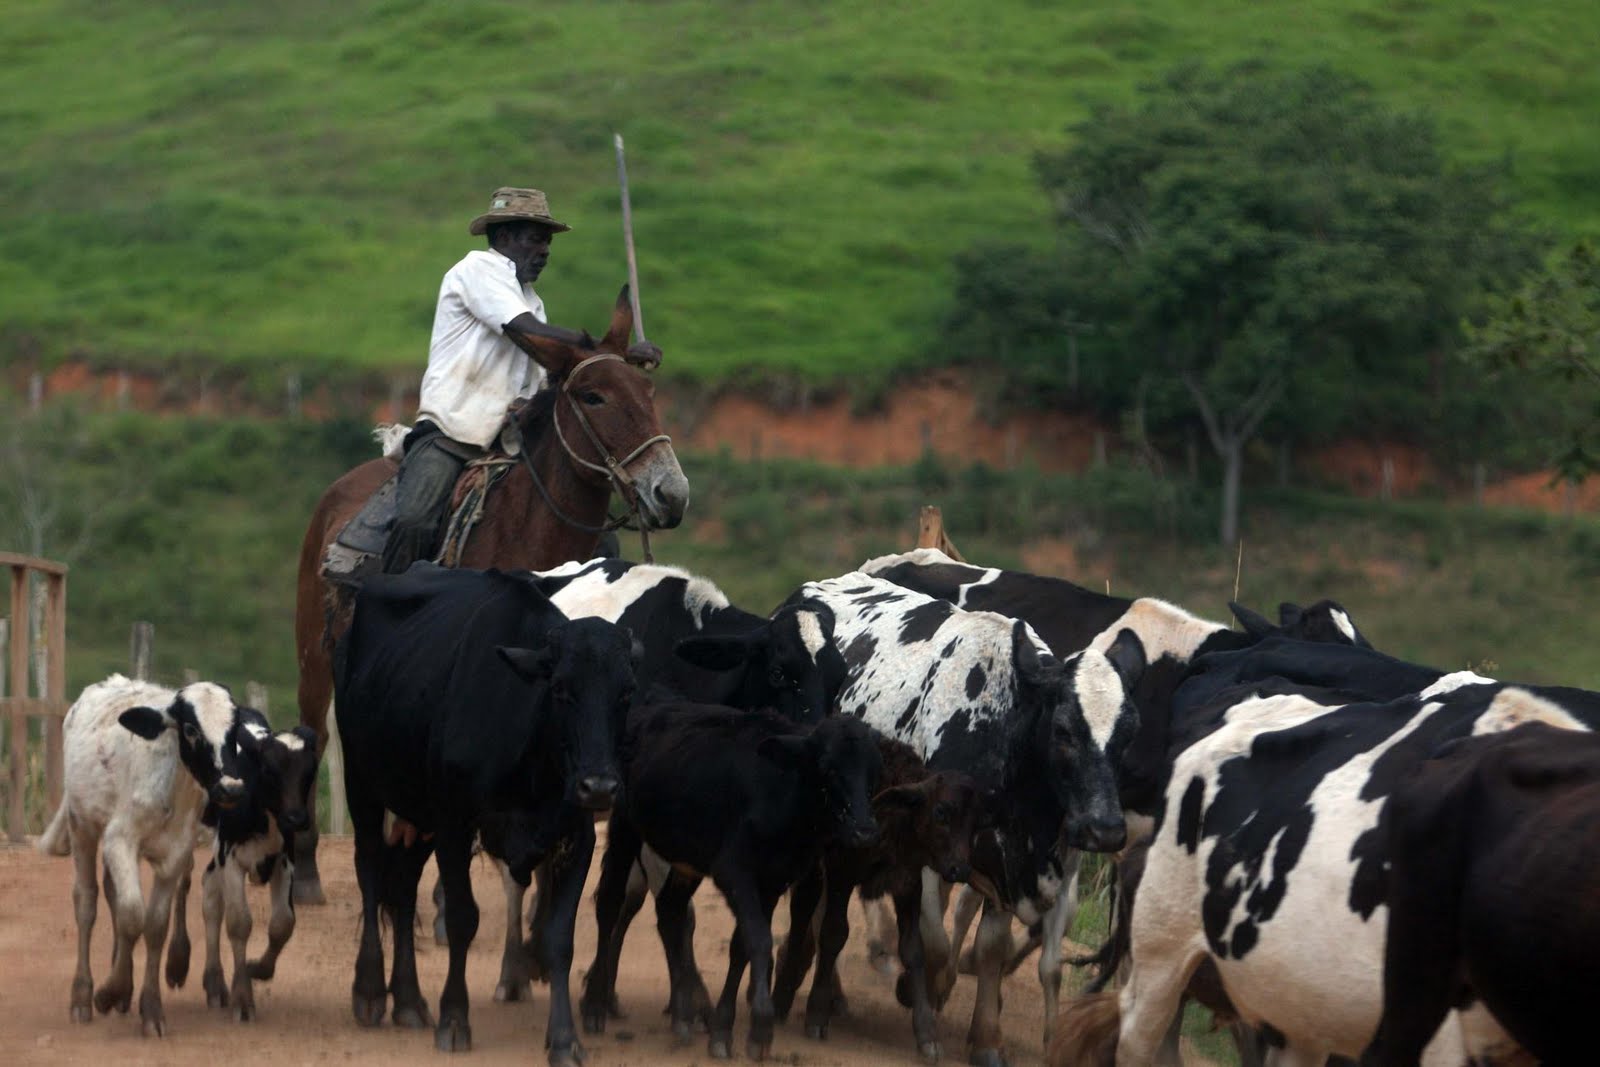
37, 546, 1600, 1065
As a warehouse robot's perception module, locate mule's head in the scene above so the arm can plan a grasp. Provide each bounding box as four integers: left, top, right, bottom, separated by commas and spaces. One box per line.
671, 602, 846, 723
1017, 624, 1145, 853
506, 286, 689, 530
118, 682, 249, 810
498, 616, 637, 812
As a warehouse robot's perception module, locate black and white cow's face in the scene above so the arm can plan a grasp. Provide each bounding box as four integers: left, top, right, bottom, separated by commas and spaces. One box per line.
118, 682, 249, 809
498, 617, 635, 812
238, 724, 320, 835
1022, 625, 1145, 852
672, 601, 845, 723
1230, 599, 1370, 649
760, 715, 883, 847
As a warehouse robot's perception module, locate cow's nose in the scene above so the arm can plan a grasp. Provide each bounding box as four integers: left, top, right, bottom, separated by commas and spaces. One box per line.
576, 776, 618, 811
212, 777, 246, 809
279, 810, 309, 833
847, 820, 879, 848
1069, 814, 1126, 853
943, 861, 971, 883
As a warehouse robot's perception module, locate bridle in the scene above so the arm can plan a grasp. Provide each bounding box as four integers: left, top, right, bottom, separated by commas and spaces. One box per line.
520, 352, 672, 562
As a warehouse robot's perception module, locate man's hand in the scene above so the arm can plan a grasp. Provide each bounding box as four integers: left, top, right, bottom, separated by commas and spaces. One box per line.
625, 340, 662, 369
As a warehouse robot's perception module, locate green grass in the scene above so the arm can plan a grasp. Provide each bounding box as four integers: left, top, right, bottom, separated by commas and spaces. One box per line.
2, 0, 1597, 384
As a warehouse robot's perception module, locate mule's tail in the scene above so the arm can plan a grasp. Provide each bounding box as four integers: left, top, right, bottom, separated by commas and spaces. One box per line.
1048, 990, 1121, 1067
37, 796, 71, 856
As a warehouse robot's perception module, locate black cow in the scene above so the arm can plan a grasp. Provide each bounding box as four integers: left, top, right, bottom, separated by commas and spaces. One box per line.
1364, 723, 1600, 1066
335, 564, 635, 1064
580, 703, 883, 1061
770, 735, 984, 1062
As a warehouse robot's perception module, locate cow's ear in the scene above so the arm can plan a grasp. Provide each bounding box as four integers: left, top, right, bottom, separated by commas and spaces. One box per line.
673, 634, 756, 672
756, 734, 811, 769
497, 645, 556, 682
872, 784, 927, 812
1103, 628, 1147, 690
1277, 602, 1306, 630
1229, 601, 1276, 639
1012, 622, 1057, 686
292, 725, 319, 750
118, 707, 170, 740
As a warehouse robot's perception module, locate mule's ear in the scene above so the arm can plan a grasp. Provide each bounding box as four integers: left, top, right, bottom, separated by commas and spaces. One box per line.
598, 284, 636, 356
673, 633, 757, 672
503, 319, 594, 381
1102, 628, 1147, 690
1229, 601, 1276, 639
497, 645, 556, 682
757, 734, 811, 769
118, 707, 169, 741
1277, 602, 1306, 630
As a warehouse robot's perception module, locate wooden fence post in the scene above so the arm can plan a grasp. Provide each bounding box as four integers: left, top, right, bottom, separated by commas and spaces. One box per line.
916, 505, 966, 563
130, 621, 154, 681
45, 572, 65, 811
9, 565, 28, 841
245, 681, 268, 714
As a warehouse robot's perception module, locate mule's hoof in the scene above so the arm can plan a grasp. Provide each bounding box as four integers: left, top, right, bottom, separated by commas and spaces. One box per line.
246, 959, 276, 982
921, 1040, 943, 1063
351, 993, 387, 1028
435, 1019, 472, 1052
805, 1022, 828, 1041
292, 877, 326, 907
746, 1037, 771, 1061
394, 1002, 435, 1029
968, 1048, 1007, 1067
495, 980, 531, 1003
708, 1035, 732, 1059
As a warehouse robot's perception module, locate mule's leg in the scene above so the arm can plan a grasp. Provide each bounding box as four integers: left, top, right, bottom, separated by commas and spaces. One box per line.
201, 861, 228, 1008
68, 824, 99, 1023
894, 886, 943, 1064
538, 820, 595, 1067
581, 815, 643, 1033
802, 873, 854, 1041
385, 837, 435, 1029
137, 856, 184, 1036
965, 900, 1012, 1067
494, 860, 534, 1003
93, 830, 143, 1017
292, 679, 331, 906
246, 854, 296, 982
771, 862, 823, 1023
349, 807, 388, 1027
434, 830, 478, 1052
165, 862, 192, 990
1037, 854, 1081, 1049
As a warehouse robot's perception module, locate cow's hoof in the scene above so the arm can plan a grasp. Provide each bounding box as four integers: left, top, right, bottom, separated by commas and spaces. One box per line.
548, 1042, 586, 1067
393, 1002, 435, 1029
435, 1019, 471, 1052
746, 1037, 771, 1061
805, 1022, 828, 1041
70, 1003, 93, 1023
895, 972, 915, 1009
921, 1040, 943, 1063
166, 942, 191, 989
71, 978, 93, 1022
495, 979, 531, 1003
581, 1003, 607, 1035
708, 1034, 732, 1059
434, 915, 449, 947
93, 985, 130, 1015
868, 941, 896, 975
968, 1049, 1007, 1067
671, 1018, 694, 1041
351, 993, 386, 1028
204, 966, 228, 1008
139, 991, 166, 1037
292, 877, 326, 907
232, 997, 255, 1023
246, 959, 276, 982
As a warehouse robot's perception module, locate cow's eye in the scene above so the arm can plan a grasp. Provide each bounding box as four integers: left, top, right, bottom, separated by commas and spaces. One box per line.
767, 664, 788, 688
933, 804, 951, 826
181, 723, 201, 745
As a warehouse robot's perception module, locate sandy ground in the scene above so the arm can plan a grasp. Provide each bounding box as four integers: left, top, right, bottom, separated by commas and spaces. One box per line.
2, 835, 1223, 1067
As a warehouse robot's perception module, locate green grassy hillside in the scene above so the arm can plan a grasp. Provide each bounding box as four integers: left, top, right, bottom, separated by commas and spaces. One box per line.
3, 0, 1596, 383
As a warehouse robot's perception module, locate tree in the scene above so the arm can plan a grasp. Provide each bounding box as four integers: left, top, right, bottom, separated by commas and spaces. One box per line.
1466, 241, 1600, 484
974, 62, 1536, 544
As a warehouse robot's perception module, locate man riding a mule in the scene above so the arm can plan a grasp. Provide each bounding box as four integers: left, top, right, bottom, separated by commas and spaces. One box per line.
382, 186, 663, 575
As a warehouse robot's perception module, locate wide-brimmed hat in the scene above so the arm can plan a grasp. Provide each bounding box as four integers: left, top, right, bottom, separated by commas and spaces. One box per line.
468, 187, 571, 236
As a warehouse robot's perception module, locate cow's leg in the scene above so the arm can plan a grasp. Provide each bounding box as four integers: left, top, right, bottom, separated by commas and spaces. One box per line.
219, 857, 258, 1021
965, 900, 1012, 1067
771, 862, 823, 1023
717, 873, 777, 1062
494, 860, 534, 1002
1037, 856, 1081, 1050
349, 808, 388, 1027
136, 855, 183, 1036
863, 893, 898, 974
605, 856, 649, 1015
68, 824, 99, 1023
432, 872, 448, 947
919, 870, 961, 1010
656, 869, 710, 1039
165, 863, 192, 990
642, 848, 702, 1020
246, 854, 297, 982
538, 822, 595, 1067
384, 838, 435, 1029
802, 872, 854, 1042
291, 681, 330, 907
93, 830, 143, 1016
433, 830, 478, 1052
1115, 950, 1200, 1066
581, 814, 642, 1033
708, 904, 752, 1061
893, 886, 943, 1063
201, 860, 228, 1008
523, 861, 554, 984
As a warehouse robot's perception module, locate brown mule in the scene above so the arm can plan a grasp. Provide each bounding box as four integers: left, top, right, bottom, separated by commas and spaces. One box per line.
291, 286, 688, 904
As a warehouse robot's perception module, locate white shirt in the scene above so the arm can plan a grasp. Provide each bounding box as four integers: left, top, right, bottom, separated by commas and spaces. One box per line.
416, 249, 548, 448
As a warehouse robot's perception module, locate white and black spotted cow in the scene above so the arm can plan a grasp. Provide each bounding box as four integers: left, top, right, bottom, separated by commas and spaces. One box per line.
1056, 677, 1600, 1067
794, 572, 1145, 1067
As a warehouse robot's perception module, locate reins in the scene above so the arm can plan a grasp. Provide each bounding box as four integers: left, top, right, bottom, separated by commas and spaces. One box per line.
519, 352, 670, 563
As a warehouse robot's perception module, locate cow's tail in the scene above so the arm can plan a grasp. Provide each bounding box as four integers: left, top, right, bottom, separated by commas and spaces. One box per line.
36, 796, 71, 856
1048, 990, 1121, 1067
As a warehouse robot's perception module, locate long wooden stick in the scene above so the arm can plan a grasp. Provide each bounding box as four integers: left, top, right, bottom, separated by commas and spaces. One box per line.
614, 132, 646, 344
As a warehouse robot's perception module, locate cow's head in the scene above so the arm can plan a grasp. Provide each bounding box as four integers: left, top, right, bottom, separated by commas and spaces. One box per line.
498, 617, 636, 812
1229, 599, 1370, 649
874, 769, 984, 883
118, 682, 249, 810
759, 714, 883, 848
236, 724, 320, 835
671, 602, 845, 722
1019, 624, 1145, 853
